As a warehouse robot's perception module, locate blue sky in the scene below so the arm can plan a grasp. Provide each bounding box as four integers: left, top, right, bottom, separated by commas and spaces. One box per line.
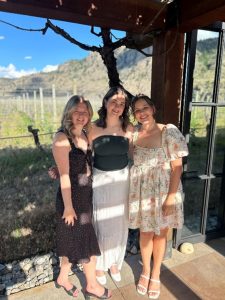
0, 11, 125, 78
0, 11, 219, 79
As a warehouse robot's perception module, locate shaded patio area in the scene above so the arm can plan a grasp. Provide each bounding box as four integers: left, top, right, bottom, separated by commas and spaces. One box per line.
6, 237, 225, 300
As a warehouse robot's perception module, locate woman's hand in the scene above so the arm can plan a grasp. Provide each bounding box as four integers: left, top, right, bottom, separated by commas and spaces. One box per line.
162, 197, 175, 217
62, 207, 77, 226
48, 166, 59, 179
163, 158, 182, 217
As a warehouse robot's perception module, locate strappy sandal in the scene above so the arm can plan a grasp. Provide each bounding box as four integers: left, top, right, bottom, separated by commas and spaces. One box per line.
55, 281, 79, 297
148, 279, 160, 299
137, 274, 150, 296
85, 287, 112, 300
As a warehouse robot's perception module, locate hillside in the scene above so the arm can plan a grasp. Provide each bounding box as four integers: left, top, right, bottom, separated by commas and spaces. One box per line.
0, 47, 152, 104
0, 37, 221, 105
194, 37, 224, 101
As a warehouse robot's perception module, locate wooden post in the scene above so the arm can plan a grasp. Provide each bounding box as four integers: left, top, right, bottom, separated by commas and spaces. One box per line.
18, 95, 22, 111
33, 90, 37, 121
16, 97, 20, 111
52, 84, 57, 123
151, 30, 184, 126
39, 87, 44, 123
22, 93, 26, 113
26, 92, 30, 116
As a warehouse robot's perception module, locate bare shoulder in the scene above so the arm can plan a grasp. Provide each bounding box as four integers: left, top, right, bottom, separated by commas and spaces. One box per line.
157, 123, 166, 131
53, 132, 70, 147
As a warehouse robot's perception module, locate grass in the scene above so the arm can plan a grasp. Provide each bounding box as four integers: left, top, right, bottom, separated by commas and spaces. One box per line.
0, 146, 58, 262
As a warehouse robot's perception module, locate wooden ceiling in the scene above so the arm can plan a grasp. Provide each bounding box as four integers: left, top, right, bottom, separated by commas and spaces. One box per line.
0, 0, 225, 33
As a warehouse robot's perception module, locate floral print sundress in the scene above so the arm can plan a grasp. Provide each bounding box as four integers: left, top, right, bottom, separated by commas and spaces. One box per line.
129, 124, 188, 234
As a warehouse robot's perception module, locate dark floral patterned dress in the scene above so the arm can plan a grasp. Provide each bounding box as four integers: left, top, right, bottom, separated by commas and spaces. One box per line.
56, 134, 100, 264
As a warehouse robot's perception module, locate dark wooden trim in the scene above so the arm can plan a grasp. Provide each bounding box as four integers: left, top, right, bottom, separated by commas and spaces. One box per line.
178, 0, 225, 32
0, 0, 165, 33
151, 30, 184, 125
1, 0, 225, 34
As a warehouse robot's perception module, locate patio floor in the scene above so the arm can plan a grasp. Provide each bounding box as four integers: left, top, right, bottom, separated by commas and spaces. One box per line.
4, 237, 225, 300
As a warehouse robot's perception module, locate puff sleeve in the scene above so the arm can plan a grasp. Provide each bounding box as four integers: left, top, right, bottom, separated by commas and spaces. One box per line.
164, 124, 188, 161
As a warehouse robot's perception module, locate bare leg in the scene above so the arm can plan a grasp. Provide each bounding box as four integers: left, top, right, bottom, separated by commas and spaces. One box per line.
148, 228, 168, 297
57, 256, 79, 297
96, 269, 105, 277
140, 231, 154, 275
151, 228, 168, 279
137, 231, 154, 294
83, 256, 111, 297
110, 264, 119, 274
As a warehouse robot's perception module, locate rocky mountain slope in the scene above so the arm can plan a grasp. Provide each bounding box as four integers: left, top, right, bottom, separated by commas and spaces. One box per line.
0, 47, 152, 104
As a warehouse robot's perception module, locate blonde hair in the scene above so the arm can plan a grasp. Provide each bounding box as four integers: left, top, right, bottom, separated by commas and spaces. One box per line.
60, 95, 93, 138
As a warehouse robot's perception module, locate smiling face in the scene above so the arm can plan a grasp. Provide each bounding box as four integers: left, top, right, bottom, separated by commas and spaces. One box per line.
105, 92, 126, 118
71, 102, 90, 128
133, 98, 155, 124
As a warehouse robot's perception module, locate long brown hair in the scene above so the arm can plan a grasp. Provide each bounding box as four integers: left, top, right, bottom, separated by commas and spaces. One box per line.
95, 86, 130, 131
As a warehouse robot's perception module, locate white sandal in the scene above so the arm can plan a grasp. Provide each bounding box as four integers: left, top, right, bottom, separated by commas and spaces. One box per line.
148, 279, 160, 299
137, 274, 150, 296
110, 264, 121, 282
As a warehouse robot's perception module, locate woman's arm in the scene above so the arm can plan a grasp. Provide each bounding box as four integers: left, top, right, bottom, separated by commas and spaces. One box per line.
162, 158, 183, 216
52, 133, 77, 225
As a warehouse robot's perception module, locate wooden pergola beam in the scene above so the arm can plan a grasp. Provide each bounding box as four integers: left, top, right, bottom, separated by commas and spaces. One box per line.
0, 0, 166, 33
1, 0, 225, 34
179, 0, 225, 32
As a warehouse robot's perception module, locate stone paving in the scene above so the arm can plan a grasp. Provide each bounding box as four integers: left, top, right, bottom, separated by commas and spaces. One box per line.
3, 237, 225, 300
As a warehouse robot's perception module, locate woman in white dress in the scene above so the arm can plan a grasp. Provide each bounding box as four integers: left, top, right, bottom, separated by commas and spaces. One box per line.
89, 86, 133, 285
129, 94, 188, 299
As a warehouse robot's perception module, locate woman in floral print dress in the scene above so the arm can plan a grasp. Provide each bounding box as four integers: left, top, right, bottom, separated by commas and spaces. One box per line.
129, 94, 188, 299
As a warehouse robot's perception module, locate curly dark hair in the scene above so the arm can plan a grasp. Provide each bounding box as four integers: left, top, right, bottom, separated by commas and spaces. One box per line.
95, 86, 130, 132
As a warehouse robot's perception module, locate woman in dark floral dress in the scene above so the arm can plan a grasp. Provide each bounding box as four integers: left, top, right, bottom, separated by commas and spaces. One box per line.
52, 95, 111, 299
